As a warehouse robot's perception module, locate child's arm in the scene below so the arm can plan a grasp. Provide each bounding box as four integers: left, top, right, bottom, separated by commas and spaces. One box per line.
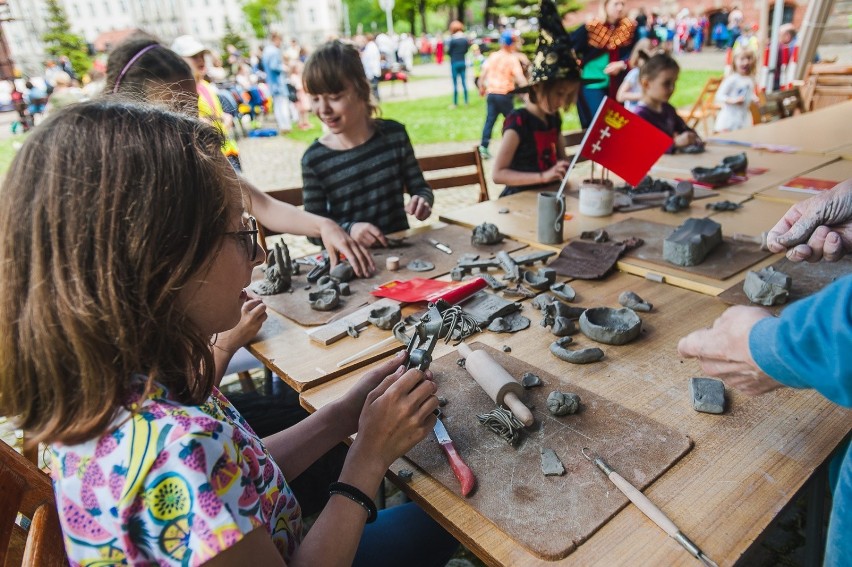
670, 104, 701, 148
400, 128, 434, 221
493, 130, 568, 186
616, 72, 641, 104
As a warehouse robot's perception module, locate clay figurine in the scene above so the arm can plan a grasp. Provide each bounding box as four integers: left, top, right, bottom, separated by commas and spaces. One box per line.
521, 372, 543, 388
308, 288, 340, 311
580, 229, 610, 243
743, 267, 791, 306
549, 282, 576, 302
546, 391, 581, 416
486, 312, 530, 333
368, 304, 402, 330
471, 222, 504, 245
662, 217, 723, 267
249, 242, 292, 295
502, 284, 536, 299
406, 259, 435, 272
450, 267, 466, 281
618, 291, 653, 312
478, 273, 507, 291
521, 270, 552, 291
705, 200, 742, 212
329, 261, 355, 282
540, 448, 566, 476
531, 293, 557, 310
549, 337, 605, 364
691, 165, 733, 186
721, 152, 748, 174
579, 307, 642, 345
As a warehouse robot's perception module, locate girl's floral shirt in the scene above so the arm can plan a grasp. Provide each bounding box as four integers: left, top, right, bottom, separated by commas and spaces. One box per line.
50, 384, 302, 566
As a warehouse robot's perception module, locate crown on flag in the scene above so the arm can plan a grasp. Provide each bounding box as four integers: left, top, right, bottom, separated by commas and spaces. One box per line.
604, 110, 629, 130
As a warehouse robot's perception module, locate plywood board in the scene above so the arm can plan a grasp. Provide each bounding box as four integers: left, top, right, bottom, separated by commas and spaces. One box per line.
257, 224, 525, 326
717, 255, 852, 313
405, 344, 692, 560
602, 218, 772, 280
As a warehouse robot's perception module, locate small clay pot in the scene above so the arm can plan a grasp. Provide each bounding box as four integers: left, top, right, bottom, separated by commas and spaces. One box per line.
579, 307, 642, 345
368, 305, 402, 330
550, 282, 576, 302
521, 270, 551, 291
308, 289, 340, 311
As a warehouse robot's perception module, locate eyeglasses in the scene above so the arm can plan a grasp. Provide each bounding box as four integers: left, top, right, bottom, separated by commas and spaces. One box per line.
225, 215, 260, 261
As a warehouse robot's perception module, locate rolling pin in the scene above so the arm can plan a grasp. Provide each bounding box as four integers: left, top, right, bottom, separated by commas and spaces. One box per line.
457, 344, 534, 426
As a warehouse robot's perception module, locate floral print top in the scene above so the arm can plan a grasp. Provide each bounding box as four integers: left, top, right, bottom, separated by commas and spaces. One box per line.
50, 383, 302, 566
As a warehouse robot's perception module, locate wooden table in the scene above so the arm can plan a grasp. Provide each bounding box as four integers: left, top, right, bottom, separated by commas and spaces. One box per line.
706, 100, 851, 155
754, 159, 852, 205
301, 271, 852, 566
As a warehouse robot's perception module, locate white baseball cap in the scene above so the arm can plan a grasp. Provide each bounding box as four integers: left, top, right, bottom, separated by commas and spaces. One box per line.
171, 35, 208, 57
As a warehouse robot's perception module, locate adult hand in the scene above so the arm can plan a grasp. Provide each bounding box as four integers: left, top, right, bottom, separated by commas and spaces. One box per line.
603, 60, 627, 76
677, 305, 783, 396
543, 160, 569, 183
349, 222, 388, 248
406, 195, 432, 221
216, 297, 267, 356
765, 179, 852, 262
318, 219, 375, 277
354, 363, 439, 469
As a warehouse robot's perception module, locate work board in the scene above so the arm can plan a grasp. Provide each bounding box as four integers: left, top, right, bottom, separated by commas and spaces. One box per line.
255, 224, 526, 326
717, 255, 852, 313
405, 343, 693, 560
601, 218, 772, 280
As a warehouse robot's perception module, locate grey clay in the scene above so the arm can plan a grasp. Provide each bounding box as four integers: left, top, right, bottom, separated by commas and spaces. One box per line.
743, 267, 791, 306
547, 391, 581, 416
368, 305, 402, 330
618, 291, 653, 312
329, 262, 355, 282
662, 217, 723, 267
550, 282, 577, 302
549, 337, 604, 364
471, 222, 504, 245
407, 259, 435, 272
540, 448, 566, 476
579, 307, 642, 345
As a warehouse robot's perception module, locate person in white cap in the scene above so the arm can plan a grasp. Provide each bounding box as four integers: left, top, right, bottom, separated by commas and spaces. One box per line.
171, 34, 241, 167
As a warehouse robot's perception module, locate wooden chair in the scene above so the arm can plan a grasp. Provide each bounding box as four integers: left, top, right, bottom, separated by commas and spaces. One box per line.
563, 128, 588, 163
750, 87, 806, 125
416, 147, 489, 203
677, 76, 723, 137
801, 63, 852, 111
0, 441, 67, 566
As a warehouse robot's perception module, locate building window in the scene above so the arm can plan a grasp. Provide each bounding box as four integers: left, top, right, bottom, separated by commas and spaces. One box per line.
308, 8, 315, 23
88, 2, 95, 17
72, 3, 81, 17
103, 1, 110, 15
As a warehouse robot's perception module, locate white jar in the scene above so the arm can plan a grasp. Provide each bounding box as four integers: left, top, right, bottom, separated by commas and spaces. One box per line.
579, 180, 614, 217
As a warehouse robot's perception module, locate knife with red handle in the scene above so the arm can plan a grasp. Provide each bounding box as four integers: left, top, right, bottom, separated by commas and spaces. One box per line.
433, 417, 476, 497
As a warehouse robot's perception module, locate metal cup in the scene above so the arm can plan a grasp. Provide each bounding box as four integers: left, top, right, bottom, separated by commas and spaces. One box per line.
537, 191, 565, 245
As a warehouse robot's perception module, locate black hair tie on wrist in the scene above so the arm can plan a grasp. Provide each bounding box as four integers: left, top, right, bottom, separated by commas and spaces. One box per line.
328, 481, 378, 523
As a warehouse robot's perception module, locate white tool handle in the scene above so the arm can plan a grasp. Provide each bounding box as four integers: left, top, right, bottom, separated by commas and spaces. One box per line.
607, 470, 679, 536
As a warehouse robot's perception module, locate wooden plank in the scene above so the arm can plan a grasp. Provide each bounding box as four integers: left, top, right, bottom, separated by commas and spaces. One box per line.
305, 297, 401, 345
301, 271, 852, 566
754, 158, 852, 205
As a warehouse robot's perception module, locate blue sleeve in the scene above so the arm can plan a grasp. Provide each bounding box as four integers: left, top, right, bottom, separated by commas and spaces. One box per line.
749, 274, 852, 407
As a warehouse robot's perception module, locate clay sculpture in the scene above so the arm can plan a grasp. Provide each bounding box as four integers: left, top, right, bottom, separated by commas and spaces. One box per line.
368, 304, 402, 330
721, 152, 748, 174
478, 273, 507, 291
329, 261, 355, 282
458, 291, 520, 326
531, 294, 557, 310
486, 312, 531, 333
450, 267, 465, 281
579, 307, 642, 345
249, 242, 292, 295
540, 448, 566, 476
689, 377, 726, 414
459, 343, 534, 426
497, 251, 520, 282
521, 372, 543, 388
546, 391, 581, 416
477, 407, 525, 445
705, 200, 742, 212
471, 222, 504, 245
662, 217, 723, 267
743, 267, 792, 306
549, 337, 604, 364
407, 259, 435, 272
521, 269, 554, 291
618, 291, 653, 312
549, 282, 577, 302
308, 288, 340, 311
691, 165, 733, 186
502, 285, 536, 299
580, 229, 610, 243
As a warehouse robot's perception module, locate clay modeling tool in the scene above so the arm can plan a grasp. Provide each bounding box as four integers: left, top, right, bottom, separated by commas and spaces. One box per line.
457, 343, 534, 427
427, 238, 453, 255
731, 231, 769, 251
433, 417, 476, 496
335, 335, 399, 368
581, 448, 718, 567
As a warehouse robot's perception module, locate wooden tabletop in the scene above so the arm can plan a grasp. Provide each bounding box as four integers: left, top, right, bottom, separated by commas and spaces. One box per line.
301, 271, 852, 566
706, 100, 851, 155
754, 159, 852, 205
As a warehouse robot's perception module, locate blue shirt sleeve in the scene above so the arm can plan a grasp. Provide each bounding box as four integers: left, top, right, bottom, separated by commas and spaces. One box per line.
749, 274, 852, 407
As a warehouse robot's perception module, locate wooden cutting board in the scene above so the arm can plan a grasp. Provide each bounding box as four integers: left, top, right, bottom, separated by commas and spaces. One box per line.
717, 255, 852, 313
405, 343, 693, 560
256, 224, 526, 326
600, 218, 772, 280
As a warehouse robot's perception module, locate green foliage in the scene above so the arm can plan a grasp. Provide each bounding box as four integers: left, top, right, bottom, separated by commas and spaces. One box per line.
42, 0, 91, 77
242, 0, 282, 38
221, 19, 249, 56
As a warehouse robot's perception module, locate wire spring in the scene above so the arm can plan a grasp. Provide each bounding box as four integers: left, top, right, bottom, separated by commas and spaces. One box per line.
439, 306, 480, 345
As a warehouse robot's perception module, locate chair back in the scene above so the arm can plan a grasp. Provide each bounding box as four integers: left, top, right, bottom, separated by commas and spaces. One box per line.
801, 63, 852, 111
416, 147, 489, 203
750, 87, 806, 124
678, 76, 723, 136
0, 441, 67, 566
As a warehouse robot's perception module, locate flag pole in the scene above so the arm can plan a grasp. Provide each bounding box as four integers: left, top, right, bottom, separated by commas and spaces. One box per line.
555, 96, 609, 201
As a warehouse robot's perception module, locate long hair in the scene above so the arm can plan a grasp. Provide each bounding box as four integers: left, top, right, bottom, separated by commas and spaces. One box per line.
303, 40, 377, 116
0, 100, 239, 446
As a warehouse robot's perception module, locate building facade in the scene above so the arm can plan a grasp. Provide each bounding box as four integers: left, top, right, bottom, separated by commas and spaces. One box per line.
1, 0, 342, 77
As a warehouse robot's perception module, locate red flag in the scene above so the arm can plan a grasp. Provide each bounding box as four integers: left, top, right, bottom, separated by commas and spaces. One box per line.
578, 97, 673, 186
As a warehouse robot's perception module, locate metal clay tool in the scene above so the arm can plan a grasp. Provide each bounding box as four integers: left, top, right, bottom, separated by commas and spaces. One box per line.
582, 448, 718, 567
427, 238, 453, 255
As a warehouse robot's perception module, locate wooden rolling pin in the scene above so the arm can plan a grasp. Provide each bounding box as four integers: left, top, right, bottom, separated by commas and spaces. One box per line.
457, 344, 534, 426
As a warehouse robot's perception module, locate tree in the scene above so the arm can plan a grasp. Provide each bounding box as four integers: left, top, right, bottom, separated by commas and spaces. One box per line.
221, 19, 249, 56
491, 0, 583, 58
42, 0, 91, 77
242, 0, 281, 39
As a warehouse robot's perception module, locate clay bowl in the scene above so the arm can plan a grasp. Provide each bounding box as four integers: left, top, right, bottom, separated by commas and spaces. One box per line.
579, 307, 641, 345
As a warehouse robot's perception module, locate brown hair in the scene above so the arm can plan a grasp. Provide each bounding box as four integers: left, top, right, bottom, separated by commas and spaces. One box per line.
528, 78, 580, 110
303, 40, 377, 116
0, 100, 240, 446
640, 52, 680, 82
449, 20, 464, 33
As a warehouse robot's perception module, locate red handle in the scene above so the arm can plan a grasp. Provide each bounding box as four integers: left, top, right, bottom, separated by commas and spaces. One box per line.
439, 441, 476, 497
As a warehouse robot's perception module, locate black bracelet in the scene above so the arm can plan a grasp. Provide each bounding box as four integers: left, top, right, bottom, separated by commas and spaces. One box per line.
328, 481, 378, 523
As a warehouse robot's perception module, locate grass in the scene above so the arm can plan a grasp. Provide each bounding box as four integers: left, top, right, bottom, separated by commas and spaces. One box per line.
285, 69, 718, 147
0, 135, 25, 175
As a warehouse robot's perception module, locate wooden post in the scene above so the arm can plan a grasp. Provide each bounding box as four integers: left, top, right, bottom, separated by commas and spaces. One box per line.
795, 0, 836, 81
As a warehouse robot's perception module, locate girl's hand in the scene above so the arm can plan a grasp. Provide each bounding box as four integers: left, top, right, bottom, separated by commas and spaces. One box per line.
354, 365, 439, 469
603, 61, 627, 76
318, 219, 375, 277
729, 96, 745, 105
543, 160, 569, 183
216, 297, 267, 356
350, 222, 388, 248
406, 195, 433, 221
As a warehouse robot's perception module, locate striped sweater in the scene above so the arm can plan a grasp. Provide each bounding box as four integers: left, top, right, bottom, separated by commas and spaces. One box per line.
301, 119, 433, 237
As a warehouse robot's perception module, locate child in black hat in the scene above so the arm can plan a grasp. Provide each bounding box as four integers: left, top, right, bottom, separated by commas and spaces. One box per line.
492, 0, 582, 197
